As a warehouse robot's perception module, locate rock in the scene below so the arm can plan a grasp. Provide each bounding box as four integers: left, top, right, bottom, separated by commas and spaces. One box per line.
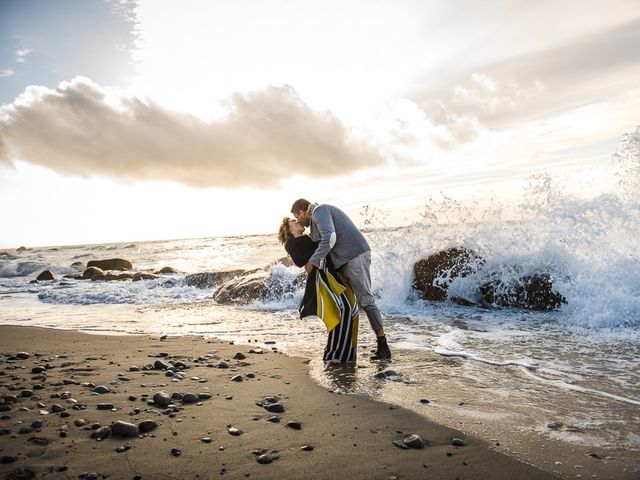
152, 392, 172, 408
403, 434, 425, 449
31, 420, 43, 429
93, 385, 110, 394
300, 445, 314, 451
1, 455, 17, 464
74, 419, 87, 427
392, 440, 409, 450
20, 389, 34, 398
70, 261, 85, 270
128, 366, 140, 372
265, 403, 284, 413
171, 448, 181, 457
82, 266, 105, 280
16, 352, 30, 360
100, 272, 133, 281
217, 361, 229, 369
285, 421, 302, 430
31, 366, 46, 374
18, 425, 34, 434
36, 270, 56, 281
87, 258, 133, 271
213, 266, 304, 305
257, 454, 273, 464
116, 441, 133, 453
183, 270, 244, 289
227, 426, 243, 436
16, 246, 29, 253
157, 266, 179, 274
181, 393, 198, 404
479, 273, 566, 311
419, 398, 430, 404
246, 372, 256, 378
547, 422, 562, 430
138, 420, 158, 434
154, 360, 171, 370
230, 375, 243, 382
132, 272, 160, 281
91, 426, 111, 439
50, 404, 65, 413
197, 393, 211, 400
412, 248, 483, 301
96, 403, 114, 410
200, 437, 212, 443
233, 352, 246, 360
452, 437, 465, 446
266, 416, 280, 423
111, 420, 139, 437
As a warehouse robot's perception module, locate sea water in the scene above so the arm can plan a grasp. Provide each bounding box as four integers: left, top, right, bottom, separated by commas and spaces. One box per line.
1, 128, 639, 471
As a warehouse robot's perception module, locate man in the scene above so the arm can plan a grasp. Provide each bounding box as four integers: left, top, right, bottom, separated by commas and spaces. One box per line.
291, 198, 391, 360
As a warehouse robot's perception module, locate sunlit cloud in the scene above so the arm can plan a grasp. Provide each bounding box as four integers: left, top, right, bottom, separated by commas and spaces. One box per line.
15, 47, 32, 63
0, 69, 15, 77
0, 77, 386, 188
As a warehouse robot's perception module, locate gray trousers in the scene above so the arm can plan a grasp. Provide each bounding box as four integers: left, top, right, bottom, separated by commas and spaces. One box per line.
339, 250, 384, 332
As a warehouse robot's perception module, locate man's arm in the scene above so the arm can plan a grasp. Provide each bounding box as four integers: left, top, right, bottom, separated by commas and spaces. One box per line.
308, 206, 337, 270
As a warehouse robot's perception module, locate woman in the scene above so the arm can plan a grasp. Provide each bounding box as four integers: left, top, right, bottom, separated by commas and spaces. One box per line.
278, 217, 359, 364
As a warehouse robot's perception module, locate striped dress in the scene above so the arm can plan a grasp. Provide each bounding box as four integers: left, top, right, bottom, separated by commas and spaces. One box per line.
285, 236, 359, 363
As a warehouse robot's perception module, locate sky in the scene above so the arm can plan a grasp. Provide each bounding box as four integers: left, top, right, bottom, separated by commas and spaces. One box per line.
0, 0, 639, 247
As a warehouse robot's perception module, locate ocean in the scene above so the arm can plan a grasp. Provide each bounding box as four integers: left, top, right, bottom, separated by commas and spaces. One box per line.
1, 130, 639, 471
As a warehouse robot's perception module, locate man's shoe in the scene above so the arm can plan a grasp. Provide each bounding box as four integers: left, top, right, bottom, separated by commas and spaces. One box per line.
370, 336, 391, 361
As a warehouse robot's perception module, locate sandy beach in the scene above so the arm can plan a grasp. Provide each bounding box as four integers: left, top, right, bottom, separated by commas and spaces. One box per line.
0, 326, 566, 480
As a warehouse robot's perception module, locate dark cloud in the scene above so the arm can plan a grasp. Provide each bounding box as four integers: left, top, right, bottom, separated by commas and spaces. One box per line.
0, 77, 385, 187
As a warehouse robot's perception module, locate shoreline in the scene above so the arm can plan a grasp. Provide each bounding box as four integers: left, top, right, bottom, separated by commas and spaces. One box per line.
0, 325, 564, 479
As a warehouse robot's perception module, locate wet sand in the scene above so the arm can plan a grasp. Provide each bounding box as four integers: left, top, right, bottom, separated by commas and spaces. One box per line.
0, 325, 582, 479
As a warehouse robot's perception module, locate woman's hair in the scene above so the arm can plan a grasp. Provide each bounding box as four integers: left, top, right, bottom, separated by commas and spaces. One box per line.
277, 217, 292, 245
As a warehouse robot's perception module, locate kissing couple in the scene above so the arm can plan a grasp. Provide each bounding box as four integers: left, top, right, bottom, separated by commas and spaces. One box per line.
278, 199, 391, 365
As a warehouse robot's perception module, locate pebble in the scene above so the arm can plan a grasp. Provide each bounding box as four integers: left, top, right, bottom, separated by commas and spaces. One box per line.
198, 393, 212, 400
265, 403, 285, 413
403, 434, 425, 449
1, 455, 17, 464
233, 352, 246, 360
257, 454, 273, 464
20, 389, 34, 398
452, 437, 465, 447
217, 361, 229, 369
97, 403, 114, 410
31, 420, 43, 429
93, 385, 111, 394
285, 421, 302, 430
50, 404, 65, 413
74, 419, 87, 427
116, 441, 133, 453
138, 419, 158, 433
16, 352, 30, 360
227, 427, 244, 436
91, 426, 111, 439
171, 448, 181, 457
300, 445, 314, 451
18, 425, 34, 434
128, 366, 140, 372
181, 393, 198, 404
419, 399, 430, 405
200, 437, 212, 443
547, 422, 562, 430
153, 391, 172, 408
111, 420, 140, 437
154, 360, 171, 370
231, 375, 243, 382
267, 416, 280, 423
248, 349, 264, 354
31, 366, 46, 374
246, 372, 255, 379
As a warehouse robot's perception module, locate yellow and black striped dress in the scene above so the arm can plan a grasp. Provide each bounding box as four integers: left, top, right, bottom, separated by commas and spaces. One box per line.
285, 235, 359, 363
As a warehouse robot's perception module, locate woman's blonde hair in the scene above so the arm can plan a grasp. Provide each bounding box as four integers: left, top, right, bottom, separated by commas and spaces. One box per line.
277, 217, 293, 245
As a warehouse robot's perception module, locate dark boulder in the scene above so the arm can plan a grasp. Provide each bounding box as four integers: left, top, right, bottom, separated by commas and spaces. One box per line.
70, 261, 85, 270
99, 273, 133, 281
132, 272, 160, 281
479, 273, 565, 311
16, 246, 29, 253
213, 268, 305, 305
412, 248, 484, 301
157, 266, 179, 274
183, 270, 245, 289
87, 258, 133, 271
82, 266, 105, 280
36, 270, 56, 281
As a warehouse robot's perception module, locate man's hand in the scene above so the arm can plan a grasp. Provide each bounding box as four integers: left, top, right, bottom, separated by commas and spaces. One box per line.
304, 262, 314, 274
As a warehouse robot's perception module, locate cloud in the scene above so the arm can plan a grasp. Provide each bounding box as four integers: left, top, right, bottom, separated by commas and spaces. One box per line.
0, 77, 385, 188
15, 47, 32, 63
0, 69, 15, 77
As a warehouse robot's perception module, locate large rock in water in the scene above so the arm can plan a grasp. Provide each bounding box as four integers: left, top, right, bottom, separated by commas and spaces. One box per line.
479, 273, 566, 311
82, 266, 105, 280
412, 248, 484, 301
184, 270, 245, 289
87, 258, 132, 271
214, 268, 305, 305
36, 270, 55, 281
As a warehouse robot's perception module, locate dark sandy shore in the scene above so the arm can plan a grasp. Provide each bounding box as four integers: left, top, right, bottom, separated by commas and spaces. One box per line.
0, 326, 562, 480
